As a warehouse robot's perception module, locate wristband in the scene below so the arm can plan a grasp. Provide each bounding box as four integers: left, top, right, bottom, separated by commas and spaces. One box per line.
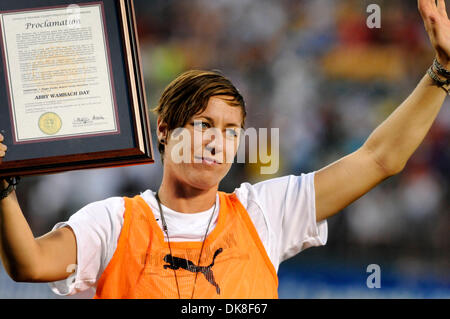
0, 177, 20, 200
433, 58, 450, 78
427, 65, 450, 94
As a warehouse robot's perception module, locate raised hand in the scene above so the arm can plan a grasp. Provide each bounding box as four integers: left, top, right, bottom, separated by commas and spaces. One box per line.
419, 0, 450, 68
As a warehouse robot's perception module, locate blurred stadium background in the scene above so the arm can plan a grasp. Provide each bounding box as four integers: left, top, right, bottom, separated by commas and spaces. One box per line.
1, 0, 449, 298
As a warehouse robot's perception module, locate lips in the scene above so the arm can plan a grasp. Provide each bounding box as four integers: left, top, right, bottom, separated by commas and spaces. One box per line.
194, 156, 222, 165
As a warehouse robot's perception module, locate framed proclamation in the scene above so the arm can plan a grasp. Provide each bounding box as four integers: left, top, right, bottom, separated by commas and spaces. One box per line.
0, 0, 153, 177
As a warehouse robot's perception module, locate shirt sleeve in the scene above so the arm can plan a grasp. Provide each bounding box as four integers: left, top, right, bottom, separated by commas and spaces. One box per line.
48, 197, 125, 296
251, 171, 328, 263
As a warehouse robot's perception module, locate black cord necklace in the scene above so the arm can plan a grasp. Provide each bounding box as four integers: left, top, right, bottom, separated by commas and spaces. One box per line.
155, 192, 217, 299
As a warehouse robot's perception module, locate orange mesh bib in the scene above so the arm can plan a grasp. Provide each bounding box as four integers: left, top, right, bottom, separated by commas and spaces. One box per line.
94, 191, 278, 299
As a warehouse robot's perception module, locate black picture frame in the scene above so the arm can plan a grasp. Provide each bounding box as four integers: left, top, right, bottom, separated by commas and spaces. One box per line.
0, 0, 153, 177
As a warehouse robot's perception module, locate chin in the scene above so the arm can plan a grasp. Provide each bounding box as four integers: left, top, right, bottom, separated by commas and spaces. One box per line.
183, 165, 230, 190
187, 172, 223, 190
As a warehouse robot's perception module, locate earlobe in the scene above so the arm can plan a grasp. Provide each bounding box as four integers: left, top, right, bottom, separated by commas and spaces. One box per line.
157, 118, 169, 143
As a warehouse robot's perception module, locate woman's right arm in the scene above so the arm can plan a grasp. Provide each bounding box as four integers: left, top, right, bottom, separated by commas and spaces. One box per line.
0, 133, 77, 282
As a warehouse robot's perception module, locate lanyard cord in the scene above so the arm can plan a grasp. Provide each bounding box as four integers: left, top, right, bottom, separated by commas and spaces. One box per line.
155, 192, 217, 299
191, 201, 216, 299
155, 192, 181, 299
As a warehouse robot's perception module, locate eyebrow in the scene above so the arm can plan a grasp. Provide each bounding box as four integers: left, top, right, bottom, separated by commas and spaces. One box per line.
193, 115, 242, 128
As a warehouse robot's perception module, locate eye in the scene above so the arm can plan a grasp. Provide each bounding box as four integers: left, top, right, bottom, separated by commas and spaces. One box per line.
192, 120, 210, 129
226, 128, 239, 138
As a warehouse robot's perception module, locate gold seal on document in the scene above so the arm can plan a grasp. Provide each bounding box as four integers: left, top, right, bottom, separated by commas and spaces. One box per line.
38, 112, 62, 135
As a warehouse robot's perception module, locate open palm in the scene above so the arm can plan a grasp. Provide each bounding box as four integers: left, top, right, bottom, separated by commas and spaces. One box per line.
419, 0, 450, 67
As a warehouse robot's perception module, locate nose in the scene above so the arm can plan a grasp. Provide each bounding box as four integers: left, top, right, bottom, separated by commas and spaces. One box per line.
203, 128, 223, 157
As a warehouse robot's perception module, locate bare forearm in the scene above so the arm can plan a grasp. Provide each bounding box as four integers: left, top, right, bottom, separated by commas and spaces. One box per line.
363, 72, 446, 174
0, 181, 41, 281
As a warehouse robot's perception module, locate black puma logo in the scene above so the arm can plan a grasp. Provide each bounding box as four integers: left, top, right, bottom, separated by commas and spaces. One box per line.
163, 248, 223, 294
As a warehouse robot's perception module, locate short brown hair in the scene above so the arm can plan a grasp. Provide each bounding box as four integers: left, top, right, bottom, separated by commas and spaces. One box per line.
151, 70, 246, 158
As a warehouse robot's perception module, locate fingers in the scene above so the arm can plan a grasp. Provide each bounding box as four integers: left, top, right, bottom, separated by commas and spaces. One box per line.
437, 0, 448, 18
418, 0, 435, 13
419, 0, 439, 31
419, 0, 448, 18
418, 0, 433, 28
419, 0, 439, 16
0, 133, 7, 157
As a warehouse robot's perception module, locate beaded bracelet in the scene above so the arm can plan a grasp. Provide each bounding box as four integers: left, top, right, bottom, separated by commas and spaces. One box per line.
433, 58, 450, 78
427, 64, 450, 94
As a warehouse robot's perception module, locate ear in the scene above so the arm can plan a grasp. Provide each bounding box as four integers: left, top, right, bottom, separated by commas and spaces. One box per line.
156, 116, 168, 143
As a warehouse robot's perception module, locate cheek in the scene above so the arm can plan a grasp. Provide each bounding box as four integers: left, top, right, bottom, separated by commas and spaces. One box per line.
165, 131, 194, 162
192, 134, 204, 156
223, 138, 239, 162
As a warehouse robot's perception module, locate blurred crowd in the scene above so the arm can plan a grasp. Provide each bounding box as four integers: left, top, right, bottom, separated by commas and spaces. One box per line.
10, 0, 449, 292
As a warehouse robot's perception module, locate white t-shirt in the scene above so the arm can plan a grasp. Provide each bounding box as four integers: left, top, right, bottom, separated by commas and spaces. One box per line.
49, 172, 328, 296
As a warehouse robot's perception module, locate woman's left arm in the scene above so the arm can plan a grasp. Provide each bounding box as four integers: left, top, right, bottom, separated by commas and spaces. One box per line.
314, 0, 450, 222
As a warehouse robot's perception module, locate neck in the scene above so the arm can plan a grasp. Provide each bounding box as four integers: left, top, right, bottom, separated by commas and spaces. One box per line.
157, 171, 218, 214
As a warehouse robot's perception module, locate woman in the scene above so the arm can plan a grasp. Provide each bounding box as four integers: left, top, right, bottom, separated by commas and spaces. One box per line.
0, 0, 449, 298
